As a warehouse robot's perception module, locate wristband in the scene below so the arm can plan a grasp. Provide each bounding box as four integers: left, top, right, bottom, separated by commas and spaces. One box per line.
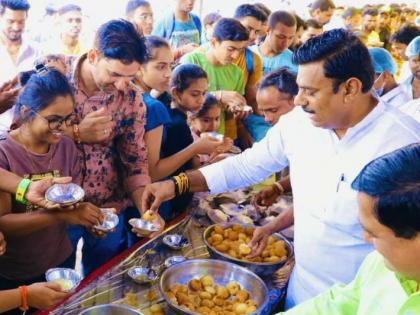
73, 124, 82, 144
15, 179, 31, 205
19, 286, 29, 312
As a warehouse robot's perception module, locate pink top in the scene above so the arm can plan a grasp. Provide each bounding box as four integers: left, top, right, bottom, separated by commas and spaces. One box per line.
0, 135, 78, 280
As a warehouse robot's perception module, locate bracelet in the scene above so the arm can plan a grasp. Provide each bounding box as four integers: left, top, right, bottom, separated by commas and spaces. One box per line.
170, 172, 190, 196
15, 179, 32, 205
19, 286, 29, 312
170, 177, 180, 197
73, 124, 82, 144
272, 181, 284, 195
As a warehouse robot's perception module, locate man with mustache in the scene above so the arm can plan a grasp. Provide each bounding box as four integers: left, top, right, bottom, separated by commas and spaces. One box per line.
141, 29, 420, 309
0, 0, 40, 133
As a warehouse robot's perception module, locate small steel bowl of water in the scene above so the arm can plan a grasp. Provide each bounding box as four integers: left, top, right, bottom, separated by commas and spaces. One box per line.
94, 208, 119, 232
164, 256, 187, 268
45, 268, 81, 292
129, 218, 159, 237
200, 132, 224, 141
127, 266, 158, 284
45, 183, 84, 206
162, 234, 189, 250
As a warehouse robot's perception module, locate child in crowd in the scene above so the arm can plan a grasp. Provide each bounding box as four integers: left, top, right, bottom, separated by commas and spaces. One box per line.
189, 93, 233, 165
0, 68, 103, 315
135, 36, 221, 182
162, 64, 224, 218
126, 37, 221, 238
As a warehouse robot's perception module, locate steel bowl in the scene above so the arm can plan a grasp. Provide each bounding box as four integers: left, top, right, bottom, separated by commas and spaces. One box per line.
45, 268, 81, 292
79, 304, 143, 315
200, 132, 224, 141
127, 266, 158, 284
160, 259, 268, 315
164, 256, 187, 268
94, 209, 119, 232
128, 218, 159, 237
162, 234, 189, 250
229, 145, 242, 154
45, 183, 84, 206
203, 223, 294, 277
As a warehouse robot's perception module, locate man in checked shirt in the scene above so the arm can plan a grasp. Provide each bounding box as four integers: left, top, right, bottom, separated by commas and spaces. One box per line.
38, 19, 162, 275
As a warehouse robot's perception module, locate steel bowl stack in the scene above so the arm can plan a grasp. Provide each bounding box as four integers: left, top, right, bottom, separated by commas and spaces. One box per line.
160, 259, 268, 315
203, 223, 293, 277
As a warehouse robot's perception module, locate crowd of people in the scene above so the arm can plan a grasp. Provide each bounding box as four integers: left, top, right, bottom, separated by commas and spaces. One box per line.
0, 0, 419, 314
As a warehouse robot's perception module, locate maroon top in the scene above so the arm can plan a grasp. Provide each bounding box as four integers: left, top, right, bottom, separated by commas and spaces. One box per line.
0, 134, 80, 281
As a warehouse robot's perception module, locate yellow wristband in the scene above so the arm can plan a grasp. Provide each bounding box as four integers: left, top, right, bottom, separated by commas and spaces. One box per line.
16, 179, 31, 205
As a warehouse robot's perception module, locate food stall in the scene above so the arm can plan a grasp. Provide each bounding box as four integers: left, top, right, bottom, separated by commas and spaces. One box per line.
38, 190, 294, 315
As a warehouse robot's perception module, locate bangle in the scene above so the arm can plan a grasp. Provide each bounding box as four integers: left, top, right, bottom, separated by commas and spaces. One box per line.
19, 286, 29, 312
170, 177, 180, 197
15, 179, 31, 205
170, 172, 190, 196
73, 124, 81, 144
272, 182, 284, 195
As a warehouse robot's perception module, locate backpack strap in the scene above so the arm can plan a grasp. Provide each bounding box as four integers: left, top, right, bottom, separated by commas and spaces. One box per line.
191, 14, 202, 43
244, 48, 254, 76
163, 13, 176, 39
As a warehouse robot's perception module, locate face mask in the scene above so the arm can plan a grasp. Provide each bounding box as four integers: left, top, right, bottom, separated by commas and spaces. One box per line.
373, 86, 385, 97
373, 74, 386, 97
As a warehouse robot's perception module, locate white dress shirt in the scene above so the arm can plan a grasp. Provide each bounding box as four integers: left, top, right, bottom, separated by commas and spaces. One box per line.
200, 101, 420, 309
0, 38, 40, 133
380, 84, 411, 108
398, 99, 420, 122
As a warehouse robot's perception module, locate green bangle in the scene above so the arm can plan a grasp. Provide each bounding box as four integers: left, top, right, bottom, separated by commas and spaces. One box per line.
15, 179, 31, 205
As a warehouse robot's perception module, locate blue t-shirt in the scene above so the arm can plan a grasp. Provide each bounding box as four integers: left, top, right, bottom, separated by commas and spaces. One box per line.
251, 46, 298, 75
143, 92, 171, 144
169, 17, 200, 49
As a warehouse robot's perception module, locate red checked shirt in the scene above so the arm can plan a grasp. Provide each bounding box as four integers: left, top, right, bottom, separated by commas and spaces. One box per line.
64, 54, 150, 212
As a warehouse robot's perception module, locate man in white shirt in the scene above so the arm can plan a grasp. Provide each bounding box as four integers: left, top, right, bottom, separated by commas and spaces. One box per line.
368, 47, 412, 110
141, 29, 420, 309
0, 0, 40, 133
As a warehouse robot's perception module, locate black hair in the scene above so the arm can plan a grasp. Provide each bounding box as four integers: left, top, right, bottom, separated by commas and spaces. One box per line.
203, 12, 222, 26
294, 14, 305, 30
310, 0, 336, 12
258, 68, 298, 98
94, 19, 147, 65
234, 4, 267, 23
268, 11, 296, 30
390, 25, 420, 45
0, 0, 29, 14
189, 94, 220, 118
212, 18, 249, 42
144, 35, 170, 62
352, 144, 420, 239
125, 0, 150, 16
362, 8, 379, 17
57, 4, 81, 15
293, 28, 374, 93
304, 18, 323, 30
254, 3, 271, 19
342, 7, 361, 19
15, 67, 74, 121
170, 64, 208, 93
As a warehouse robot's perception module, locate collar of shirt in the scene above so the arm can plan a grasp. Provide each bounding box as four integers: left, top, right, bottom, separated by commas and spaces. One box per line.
396, 273, 420, 296
329, 99, 386, 145
381, 84, 411, 106
400, 75, 414, 100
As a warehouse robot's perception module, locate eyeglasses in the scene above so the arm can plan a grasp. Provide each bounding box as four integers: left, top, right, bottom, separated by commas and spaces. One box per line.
31, 110, 76, 130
